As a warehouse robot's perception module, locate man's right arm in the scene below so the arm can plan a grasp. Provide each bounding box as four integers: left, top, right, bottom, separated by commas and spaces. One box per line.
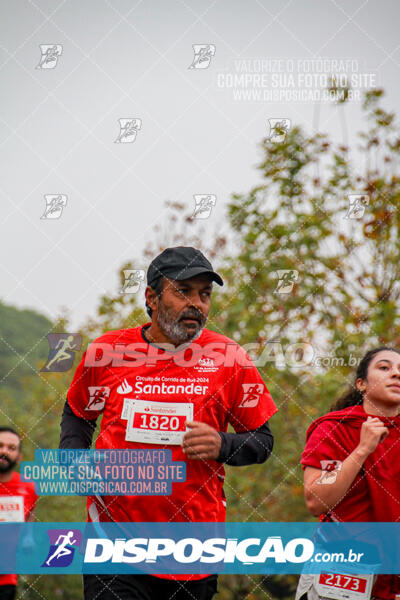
59, 400, 97, 449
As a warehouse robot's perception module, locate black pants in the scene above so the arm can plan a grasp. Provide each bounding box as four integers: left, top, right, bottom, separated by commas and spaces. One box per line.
83, 574, 218, 600
0, 586, 16, 600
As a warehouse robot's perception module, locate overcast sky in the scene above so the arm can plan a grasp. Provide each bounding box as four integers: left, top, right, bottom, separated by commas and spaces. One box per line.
1, 0, 399, 329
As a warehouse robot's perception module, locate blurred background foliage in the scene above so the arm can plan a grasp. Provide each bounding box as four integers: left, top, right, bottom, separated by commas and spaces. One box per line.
1, 89, 400, 599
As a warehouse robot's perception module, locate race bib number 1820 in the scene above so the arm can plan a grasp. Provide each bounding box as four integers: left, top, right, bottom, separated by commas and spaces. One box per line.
123, 399, 193, 445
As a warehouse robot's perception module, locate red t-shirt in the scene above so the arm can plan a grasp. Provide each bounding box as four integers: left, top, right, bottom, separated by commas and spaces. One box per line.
301, 412, 372, 522
0, 471, 37, 586
301, 405, 400, 522
301, 406, 400, 599
67, 325, 277, 526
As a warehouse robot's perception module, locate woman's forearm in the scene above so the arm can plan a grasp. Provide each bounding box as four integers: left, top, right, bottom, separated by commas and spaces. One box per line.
304, 446, 370, 516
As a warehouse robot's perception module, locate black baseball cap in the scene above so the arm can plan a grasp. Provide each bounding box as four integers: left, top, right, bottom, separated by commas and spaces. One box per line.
147, 246, 223, 288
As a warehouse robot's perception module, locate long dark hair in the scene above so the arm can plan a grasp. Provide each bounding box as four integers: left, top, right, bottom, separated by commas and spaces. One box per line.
330, 346, 400, 412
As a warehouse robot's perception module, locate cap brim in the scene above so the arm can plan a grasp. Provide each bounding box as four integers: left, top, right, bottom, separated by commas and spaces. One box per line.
172, 267, 223, 286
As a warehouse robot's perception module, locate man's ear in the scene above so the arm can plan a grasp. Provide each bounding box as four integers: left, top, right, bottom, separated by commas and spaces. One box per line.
16, 451, 22, 465
145, 286, 159, 313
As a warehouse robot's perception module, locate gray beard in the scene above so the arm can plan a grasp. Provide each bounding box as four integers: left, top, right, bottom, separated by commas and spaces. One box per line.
156, 304, 205, 345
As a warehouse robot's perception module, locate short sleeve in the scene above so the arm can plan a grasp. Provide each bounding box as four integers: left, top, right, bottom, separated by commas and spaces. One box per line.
228, 351, 277, 432
301, 421, 351, 470
67, 350, 104, 420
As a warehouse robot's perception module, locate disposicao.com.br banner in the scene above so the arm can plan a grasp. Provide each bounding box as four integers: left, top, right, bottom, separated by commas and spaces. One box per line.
0, 522, 397, 575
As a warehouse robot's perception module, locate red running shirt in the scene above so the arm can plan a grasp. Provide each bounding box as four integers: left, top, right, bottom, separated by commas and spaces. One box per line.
67, 325, 277, 525
301, 405, 400, 599
0, 471, 37, 586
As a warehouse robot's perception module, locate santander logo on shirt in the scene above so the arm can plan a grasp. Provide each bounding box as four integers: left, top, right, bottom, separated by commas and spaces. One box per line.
116, 379, 133, 394
134, 380, 209, 395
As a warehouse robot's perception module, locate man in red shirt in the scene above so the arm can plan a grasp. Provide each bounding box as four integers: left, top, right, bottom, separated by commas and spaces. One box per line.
0, 427, 37, 600
60, 246, 278, 600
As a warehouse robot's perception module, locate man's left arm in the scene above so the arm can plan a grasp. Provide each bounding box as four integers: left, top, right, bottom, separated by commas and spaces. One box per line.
217, 421, 274, 465
182, 346, 277, 465
222, 348, 277, 465
182, 420, 273, 465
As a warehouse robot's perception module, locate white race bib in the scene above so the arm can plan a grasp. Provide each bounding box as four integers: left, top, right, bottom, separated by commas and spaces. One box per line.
123, 399, 193, 445
0, 495, 24, 522
314, 573, 374, 600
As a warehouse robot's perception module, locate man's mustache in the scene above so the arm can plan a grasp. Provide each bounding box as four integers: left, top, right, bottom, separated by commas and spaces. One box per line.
179, 309, 206, 324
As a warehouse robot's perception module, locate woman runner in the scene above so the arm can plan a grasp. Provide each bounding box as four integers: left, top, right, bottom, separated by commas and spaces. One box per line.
297, 347, 400, 600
